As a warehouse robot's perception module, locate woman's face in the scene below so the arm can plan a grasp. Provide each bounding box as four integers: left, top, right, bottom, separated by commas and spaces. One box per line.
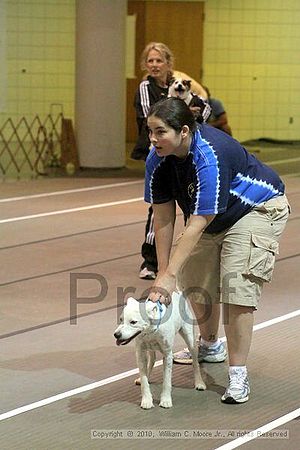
147, 115, 190, 158
145, 49, 170, 85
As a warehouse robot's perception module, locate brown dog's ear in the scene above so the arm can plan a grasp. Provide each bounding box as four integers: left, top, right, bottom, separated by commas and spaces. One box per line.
168, 77, 176, 86
183, 79, 192, 89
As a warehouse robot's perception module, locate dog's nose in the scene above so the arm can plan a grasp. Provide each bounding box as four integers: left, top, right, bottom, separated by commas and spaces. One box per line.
114, 331, 121, 339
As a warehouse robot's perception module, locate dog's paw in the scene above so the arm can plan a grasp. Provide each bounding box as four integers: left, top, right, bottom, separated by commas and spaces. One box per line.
159, 396, 173, 408
140, 396, 154, 409
195, 382, 206, 391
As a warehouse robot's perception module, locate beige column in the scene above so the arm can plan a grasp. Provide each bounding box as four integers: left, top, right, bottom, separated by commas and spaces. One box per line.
75, 0, 126, 168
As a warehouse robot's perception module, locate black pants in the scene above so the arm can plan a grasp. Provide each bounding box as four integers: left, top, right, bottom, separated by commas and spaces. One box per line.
140, 206, 158, 272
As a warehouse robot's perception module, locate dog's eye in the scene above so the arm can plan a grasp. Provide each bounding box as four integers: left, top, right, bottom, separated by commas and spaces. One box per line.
119, 317, 123, 323
130, 320, 137, 325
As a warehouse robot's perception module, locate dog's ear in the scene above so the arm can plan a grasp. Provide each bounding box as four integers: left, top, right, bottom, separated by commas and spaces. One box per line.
183, 79, 192, 89
168, 77, 176, 86
126, 297, 138, 306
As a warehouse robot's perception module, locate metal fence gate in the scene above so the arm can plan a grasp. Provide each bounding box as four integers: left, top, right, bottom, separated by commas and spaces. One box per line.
0, 113, 63, 180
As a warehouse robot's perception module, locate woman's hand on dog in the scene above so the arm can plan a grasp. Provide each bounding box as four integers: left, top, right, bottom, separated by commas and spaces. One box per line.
147, 271, 177, 306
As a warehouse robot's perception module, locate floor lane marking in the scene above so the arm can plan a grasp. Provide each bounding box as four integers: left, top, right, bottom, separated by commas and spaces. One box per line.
215, 408, 300, 450
1, 188, 299, 225
0, 309, 299, 422
0, 180, 144, 203
266, 156, 300, 165
0, 197, 144, 224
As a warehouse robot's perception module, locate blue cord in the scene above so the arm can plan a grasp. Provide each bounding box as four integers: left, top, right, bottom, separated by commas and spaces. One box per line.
146, 299, 164, 330
156, 300, 164, 330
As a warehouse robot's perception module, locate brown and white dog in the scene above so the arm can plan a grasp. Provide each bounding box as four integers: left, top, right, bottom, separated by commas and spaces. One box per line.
168, 77, 211, 122
168, 77, 195, 104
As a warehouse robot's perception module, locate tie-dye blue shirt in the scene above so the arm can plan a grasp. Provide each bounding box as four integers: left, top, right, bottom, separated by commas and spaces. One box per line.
144, 124, 285, 234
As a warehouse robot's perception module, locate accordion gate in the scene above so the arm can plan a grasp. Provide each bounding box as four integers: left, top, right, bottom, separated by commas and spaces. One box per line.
0, 114, 79, 179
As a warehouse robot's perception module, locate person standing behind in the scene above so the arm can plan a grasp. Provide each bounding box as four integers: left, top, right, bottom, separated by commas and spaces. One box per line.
203, 86, 232, 136
131, 42, 207, 279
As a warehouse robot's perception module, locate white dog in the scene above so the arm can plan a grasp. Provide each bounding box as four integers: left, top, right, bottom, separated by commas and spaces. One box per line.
114, 292, 206, 409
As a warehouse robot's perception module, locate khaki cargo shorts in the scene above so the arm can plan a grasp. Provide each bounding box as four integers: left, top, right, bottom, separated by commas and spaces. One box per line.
178, 195, 290, 308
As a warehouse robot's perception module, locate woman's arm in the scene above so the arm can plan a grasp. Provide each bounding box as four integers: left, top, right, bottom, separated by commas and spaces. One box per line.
152, 200, 176, 273
134, 80, 151, 119
210, 111, 228, 128
150, 212, 215, 303
131, 81, 151, 160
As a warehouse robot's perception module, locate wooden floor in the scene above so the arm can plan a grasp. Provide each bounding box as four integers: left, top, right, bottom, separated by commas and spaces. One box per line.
0, 168, 299, 450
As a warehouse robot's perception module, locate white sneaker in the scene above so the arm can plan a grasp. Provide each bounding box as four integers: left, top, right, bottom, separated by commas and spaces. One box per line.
139, 267, 156, 280
198, 341, 227, 363
221, 372, 250, 404
173, 341, 227, 365
173, 348, 192, 364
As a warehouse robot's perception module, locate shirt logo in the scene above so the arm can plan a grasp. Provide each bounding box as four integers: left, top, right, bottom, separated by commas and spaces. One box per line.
188, 183, 195, 198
